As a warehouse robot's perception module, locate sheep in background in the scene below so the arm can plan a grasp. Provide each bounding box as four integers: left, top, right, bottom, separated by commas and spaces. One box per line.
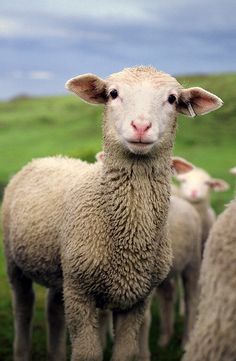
176, 167, 229, 252
182, 198, 236, 361
2, 66, 223, 361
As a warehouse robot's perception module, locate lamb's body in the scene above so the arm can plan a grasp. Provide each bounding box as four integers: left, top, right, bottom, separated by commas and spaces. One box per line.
4, 154, 171, 307
182, 198, 236, 361
3, 157, 92, 289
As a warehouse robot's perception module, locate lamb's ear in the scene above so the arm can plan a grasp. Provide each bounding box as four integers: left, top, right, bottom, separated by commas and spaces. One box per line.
177, 87, 223, 117
230, 167, 236, 176
95, 151, 105, 162
65, 74, 107, 104
171, 157, 194, 175
206, 178, 230, 192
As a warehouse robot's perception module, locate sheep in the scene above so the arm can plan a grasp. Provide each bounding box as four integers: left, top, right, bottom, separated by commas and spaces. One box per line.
176, 166, 229, 252
182, 197, 236, 361
2, 65, 223, 361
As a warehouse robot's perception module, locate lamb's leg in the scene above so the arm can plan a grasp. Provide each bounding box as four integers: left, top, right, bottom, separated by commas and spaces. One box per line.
98, 310, 112, 351
137, 301, 152, 361
157, 278, 176, 347
111, 301, 146, 361
182, 265, 199, 347
46, 288, 66, 361
10, 266, 35, 361
63, 280, 103, 361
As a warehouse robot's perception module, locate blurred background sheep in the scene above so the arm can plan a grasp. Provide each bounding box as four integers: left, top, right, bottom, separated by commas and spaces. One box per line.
0, 0, 236, 361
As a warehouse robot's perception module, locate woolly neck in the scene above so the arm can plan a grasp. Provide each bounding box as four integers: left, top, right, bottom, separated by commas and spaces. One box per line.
100, 139, 173, 251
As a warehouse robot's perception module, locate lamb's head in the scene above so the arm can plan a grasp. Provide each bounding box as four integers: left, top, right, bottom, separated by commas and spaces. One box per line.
176, 167, 229, 203
66, 66, 223, 156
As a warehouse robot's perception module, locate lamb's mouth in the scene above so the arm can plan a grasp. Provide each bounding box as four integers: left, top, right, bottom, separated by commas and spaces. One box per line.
126, 140, 155, 146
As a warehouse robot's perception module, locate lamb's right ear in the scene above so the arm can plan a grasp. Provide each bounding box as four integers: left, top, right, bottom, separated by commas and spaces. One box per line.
171, 157, 194, 175
65, 74, 107, 104
177, 87, 223, 117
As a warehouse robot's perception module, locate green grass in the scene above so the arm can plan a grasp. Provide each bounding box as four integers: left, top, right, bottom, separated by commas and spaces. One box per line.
0, 72, 236, 360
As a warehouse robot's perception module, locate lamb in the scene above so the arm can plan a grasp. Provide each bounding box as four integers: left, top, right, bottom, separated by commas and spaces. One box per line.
182, 197, 236, 361
176, 166, 229, 252
2, 66, 223, 361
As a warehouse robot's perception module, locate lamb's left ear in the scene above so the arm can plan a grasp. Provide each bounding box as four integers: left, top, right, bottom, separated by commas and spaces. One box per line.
206, 178, 230, 192
177, 87, 223, 117
65, 74, 107, 104
171, 157, 194, 175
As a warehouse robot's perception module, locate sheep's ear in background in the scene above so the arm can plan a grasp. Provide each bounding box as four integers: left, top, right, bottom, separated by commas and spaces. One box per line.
95, 151, 105, 162
65, 74, 107, 104
230, 167, 236, 176
206, 179, 230, 192
171, 157, 193, 175
177, 87, 223, 117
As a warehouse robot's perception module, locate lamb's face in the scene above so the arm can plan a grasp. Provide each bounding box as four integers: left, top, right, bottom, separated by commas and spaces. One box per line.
66, 66, 223, 156
104, 74, 180, 154
177, 167, 229, 203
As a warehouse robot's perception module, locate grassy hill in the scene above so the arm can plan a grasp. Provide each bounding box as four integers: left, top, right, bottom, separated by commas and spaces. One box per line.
0, 73, 235, 360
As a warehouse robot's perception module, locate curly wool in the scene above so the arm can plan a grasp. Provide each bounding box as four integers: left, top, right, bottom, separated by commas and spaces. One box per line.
3, 146, 173, 311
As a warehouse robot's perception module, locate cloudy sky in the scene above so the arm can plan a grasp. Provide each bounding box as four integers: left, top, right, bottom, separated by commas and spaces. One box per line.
1, 0, 236, 99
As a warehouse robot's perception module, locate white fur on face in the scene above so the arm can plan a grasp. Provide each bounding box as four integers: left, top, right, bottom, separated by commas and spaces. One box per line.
177, 168, 212, 202
105, 79, 179, 154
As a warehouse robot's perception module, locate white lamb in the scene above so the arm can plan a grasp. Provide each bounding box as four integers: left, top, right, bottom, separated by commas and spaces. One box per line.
176, 167, 229, 252
2, 66, 223, 361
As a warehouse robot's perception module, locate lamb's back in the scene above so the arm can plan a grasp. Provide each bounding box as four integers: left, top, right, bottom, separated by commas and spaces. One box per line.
2, 156, 97, 288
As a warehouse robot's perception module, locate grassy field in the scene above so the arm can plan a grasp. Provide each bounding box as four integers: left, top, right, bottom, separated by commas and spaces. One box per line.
0, 73, 235, 360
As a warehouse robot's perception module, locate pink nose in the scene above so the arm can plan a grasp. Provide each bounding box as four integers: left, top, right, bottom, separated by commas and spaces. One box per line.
131, 120, 152, 136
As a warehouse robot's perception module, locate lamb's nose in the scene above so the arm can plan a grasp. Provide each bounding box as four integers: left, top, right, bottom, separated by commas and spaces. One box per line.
131, 121, 152, 136
191, 190, 197, 198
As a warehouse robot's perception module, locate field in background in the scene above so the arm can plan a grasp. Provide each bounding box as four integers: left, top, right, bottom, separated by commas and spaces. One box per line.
0, 73, 235, 360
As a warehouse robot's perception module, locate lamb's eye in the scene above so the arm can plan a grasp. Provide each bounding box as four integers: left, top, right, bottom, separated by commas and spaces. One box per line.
168, 94, 177, 104
110, 89, 118, 99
